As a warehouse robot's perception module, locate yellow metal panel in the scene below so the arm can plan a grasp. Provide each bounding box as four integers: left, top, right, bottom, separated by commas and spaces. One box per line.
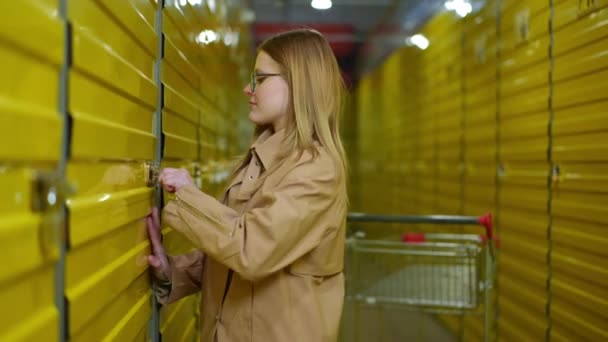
0, 169, 57, 281
553, 6, 608, 56
66, 221, 149, 337
499, 274, 546, 317
500, 230, 547, 266
464, 128, 496, 162
499, 185, 546, 212
162, 226, 197, 255
132, 0, 157, 29
553, 217, 607, 257
163, 111, 199, 160
498, 207, 547, 240
498, 253, 546, 290
70, 0, 155, 78
498, 296, 546, 340
164, 85, 199, 127
500, 1, 550, 49
162, 11, 193, 62
500, 35, 549, 75
553, 36, 608, 83
133, 326, 148, 341
552, 242, 608, 287
499, 162, 547, 187
500, 136, 548, 161
465, 81, 496, 108
499, 84, 548, 117
464, 190, 495, 215
71, 273, 151, 342
465, 101, 495, 126
552, 271, 608, 322
437, 144, 460, 160
70, 2, 157, 108
0, 44, 62, 161
160, 296, 197, 337
553, 0, 581, 31
0, 1, 63, 65
552, 190, 608, 224
463, 316, 484, 342
200, 126, 217, 163
67, 162, 152, 246
0, 2, 62, 340
500, 60, 549, 96
553, 131, 608, 162
98, 0, 157, 57
552, 296, 608, 340
164, 37, 200, 90
553, 68, 608, 109
163, 62, 200, 123
555, 162, 608, 192
0, 266, 58, 341
70, 73, 156, 160
180, 317, 198, 342
500, 110, 547, 140
65, 161, 152, 337
551, 323, 585, 342
464, 163, 495, 186
553, 98, 608, 137
498, 317, 534, 342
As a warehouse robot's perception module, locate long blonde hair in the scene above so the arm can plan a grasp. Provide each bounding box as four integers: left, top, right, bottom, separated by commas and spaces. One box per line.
228, 29, 347, 197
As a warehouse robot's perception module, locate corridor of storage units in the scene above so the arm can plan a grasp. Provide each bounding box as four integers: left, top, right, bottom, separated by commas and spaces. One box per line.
0, 0, 606, 341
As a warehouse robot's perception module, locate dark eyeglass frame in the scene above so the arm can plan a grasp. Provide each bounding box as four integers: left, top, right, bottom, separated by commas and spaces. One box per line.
250, 72, 281, 92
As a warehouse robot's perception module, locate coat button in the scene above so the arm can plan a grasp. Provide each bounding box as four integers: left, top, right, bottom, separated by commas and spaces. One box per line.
216, 314, 220, 321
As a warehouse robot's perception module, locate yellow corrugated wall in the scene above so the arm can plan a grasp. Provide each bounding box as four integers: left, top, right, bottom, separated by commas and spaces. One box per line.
0, 1, 63, 340
0, 0, 252, 341
349, 0, 608, 340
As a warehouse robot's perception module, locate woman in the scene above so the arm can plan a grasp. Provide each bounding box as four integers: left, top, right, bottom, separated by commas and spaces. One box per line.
146, 29, 348, 341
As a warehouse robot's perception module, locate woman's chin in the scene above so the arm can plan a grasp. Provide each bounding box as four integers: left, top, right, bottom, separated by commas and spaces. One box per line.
248, 111, 266, 125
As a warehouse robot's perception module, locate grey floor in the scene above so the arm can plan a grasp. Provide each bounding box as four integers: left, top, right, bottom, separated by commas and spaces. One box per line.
340, 301, 459, 342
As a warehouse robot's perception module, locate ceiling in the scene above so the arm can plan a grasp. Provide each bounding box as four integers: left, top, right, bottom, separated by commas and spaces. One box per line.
248, 0, 446, 83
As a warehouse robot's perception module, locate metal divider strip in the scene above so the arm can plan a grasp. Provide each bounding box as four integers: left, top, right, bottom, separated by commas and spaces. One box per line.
57, 0, 71, 340
546, 1, 555, 340
151, 0, 165, 341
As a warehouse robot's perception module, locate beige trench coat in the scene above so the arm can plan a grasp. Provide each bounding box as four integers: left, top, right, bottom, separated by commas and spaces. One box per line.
158, 129, 347, 342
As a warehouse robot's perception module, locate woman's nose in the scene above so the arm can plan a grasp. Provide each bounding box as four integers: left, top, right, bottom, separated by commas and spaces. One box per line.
244, 84, 253, 96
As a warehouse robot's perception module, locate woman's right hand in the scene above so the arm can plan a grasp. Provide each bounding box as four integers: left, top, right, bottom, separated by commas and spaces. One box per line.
146, 207, 172, 283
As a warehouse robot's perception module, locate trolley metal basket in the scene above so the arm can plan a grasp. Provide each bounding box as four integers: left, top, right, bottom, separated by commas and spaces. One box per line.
343, 213, 496, 342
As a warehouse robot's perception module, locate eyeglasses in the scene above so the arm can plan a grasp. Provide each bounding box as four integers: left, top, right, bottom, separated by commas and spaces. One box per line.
250, 72, 281, 92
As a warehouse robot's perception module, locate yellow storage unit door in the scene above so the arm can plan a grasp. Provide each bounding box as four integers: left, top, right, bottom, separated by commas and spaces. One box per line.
0, 1, 63, 341
66, 0, 157, 339
550, 3, 608, 339
159, 162, 200, 341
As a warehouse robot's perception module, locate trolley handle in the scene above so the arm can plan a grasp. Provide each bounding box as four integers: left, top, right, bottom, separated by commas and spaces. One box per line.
347, 212, 496, 245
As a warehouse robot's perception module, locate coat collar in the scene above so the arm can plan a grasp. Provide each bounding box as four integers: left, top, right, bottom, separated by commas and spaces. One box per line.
250, 128, 285, 171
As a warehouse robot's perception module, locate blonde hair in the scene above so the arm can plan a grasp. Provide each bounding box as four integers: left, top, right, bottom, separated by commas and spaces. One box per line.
228, 29, 348, 198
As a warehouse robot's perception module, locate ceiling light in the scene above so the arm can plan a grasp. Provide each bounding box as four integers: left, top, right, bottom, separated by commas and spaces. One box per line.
405, 34, 429, 50
311, 0, 332, 10
196, 30, 218, 45
444, 0, 472, 17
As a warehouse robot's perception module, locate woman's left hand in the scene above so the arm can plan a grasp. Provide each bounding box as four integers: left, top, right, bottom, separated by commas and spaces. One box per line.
159, 168, 194, 193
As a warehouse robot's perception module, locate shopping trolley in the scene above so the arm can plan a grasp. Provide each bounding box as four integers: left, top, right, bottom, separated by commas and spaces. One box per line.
343, 212, 496, 342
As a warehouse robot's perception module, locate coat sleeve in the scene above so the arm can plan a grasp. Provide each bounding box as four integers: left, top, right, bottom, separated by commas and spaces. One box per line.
161, 159, 339, 282
155, 249, 205, 305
